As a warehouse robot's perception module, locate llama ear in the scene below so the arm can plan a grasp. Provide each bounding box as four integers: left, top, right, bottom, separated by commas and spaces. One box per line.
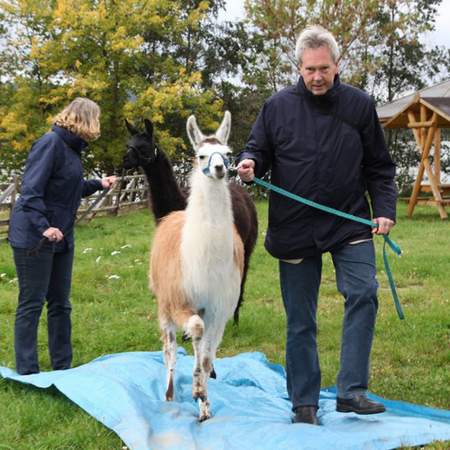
125, 119, 139, 136
186, 115, 205, 149
215, 111, 231, 144
144, 119, 154, 137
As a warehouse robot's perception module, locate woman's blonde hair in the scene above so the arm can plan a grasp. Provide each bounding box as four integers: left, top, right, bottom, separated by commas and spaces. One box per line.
53, 97, 101, 141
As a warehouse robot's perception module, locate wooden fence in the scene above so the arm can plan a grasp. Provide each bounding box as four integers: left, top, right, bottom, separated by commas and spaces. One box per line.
0, 174, 150, 240
0, 169, 263, 241
0, 176, 20, 241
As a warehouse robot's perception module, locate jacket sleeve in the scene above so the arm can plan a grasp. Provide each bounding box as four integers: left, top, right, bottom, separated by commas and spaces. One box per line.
82, 179, 103, 197
20, 137, 57, 234
237, 102, 274, 178
361, 101, 398, 221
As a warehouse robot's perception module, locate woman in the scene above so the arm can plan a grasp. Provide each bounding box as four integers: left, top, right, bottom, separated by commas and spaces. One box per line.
8, 97, 116, 375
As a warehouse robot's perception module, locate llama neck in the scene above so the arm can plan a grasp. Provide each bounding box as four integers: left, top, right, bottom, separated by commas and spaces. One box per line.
181, 168, 238, 311
142, 151, 186, 221
185, 169, 233, 228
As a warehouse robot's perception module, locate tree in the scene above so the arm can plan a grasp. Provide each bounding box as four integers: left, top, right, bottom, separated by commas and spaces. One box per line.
241, 0, 448, 95
0, 0, 224, 174
369, 0, 444, 102
240, 0, 449, 192
369, 1, 450, 193
242, 0, 386, 91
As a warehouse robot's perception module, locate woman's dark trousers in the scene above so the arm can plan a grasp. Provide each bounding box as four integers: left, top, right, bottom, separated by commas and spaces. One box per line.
13, 246, 74, 375
279, 241, 379, 410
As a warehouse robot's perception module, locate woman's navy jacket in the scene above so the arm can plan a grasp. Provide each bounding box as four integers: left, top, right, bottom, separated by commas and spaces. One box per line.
8, 125, 103, 251
238, 76, 397, 259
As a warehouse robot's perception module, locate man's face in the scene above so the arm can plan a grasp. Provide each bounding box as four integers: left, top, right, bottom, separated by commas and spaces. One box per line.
299, 46, 338, 96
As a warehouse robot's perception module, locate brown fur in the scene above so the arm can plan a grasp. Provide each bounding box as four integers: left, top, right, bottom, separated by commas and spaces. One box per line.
150, 211, 193, 327
233, 227, 244, 278
150, 210, 244, 328
200, 137, 221, 146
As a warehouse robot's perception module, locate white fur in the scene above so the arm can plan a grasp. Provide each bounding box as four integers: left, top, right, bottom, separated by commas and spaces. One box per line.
186, 115, 206, 149
215, 111, 231, 144
181, 167, 241, 324
187, 111, 231, 149
157, 111, 242, 422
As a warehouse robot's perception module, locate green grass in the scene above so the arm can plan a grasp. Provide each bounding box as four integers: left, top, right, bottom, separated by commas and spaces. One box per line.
0, 201, 449, 449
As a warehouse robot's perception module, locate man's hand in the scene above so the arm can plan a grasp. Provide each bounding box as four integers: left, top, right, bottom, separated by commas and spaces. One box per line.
372, 217, 395, 235
101, 176, 117, 189
237, 159, 255, 182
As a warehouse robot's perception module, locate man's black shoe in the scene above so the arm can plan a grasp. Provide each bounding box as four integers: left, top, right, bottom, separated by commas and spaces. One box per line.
336, 394, 386, 414
293, 406, 320, 425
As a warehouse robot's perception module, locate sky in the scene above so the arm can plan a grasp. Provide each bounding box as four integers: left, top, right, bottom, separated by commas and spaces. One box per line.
424, 0, 450, 49
221, 0, 450, 49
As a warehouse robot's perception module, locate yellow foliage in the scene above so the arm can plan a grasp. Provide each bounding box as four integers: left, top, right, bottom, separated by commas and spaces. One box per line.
1, 0, 224, 170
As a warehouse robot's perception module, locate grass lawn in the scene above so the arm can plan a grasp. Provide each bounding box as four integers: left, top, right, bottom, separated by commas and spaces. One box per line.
0, 200, 449, 449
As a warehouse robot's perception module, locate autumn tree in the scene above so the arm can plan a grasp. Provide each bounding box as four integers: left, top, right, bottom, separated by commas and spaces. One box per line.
237, 0, 449, 191
0, 0, 224, 173
241, 0, 448, 96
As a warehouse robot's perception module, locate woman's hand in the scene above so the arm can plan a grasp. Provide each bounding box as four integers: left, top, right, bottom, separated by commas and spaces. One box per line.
43, 227, 64, 242
101, 176, 117, 189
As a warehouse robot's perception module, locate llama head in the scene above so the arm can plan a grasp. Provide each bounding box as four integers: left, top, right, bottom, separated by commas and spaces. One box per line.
123, 118, 158, 169
186, 111, 232, 180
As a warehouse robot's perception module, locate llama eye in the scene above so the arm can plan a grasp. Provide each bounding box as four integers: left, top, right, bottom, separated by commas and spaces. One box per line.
199, 155, 206, 160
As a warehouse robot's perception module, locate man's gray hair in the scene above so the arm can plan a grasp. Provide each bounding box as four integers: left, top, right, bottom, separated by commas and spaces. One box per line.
295, 25, 340, 65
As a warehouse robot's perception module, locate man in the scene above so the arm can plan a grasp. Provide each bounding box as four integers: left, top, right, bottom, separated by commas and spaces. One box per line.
237, 25, 397, 425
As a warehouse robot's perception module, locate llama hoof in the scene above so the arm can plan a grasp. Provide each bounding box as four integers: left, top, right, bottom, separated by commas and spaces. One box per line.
198, 397, 211, 421
181, 332, 191, 342
198, 413, 211, 422
165, 377, 174, 401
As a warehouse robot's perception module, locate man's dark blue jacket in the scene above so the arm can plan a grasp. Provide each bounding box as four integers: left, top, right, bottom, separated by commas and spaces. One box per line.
238, 76, 397, 259
8, 125, 103, 251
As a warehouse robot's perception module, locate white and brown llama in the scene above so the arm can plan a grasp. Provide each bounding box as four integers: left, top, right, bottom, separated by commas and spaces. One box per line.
150, 111, 243, 421
123, 118, 257, 325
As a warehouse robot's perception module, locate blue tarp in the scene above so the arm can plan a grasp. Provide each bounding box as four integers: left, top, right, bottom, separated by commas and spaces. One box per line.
1, 349, 449, 450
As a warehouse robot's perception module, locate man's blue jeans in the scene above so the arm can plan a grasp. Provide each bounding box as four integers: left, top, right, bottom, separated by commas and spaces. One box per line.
279, 240, 378, 410
12, 246, 74, 374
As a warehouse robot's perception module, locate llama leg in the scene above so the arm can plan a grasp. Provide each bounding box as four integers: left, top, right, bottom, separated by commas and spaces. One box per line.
203, 319, 226, 381
196, 323, 225, 422
185, 314, 211, 420
162, 324, 177, 401
195, 337, 214, 421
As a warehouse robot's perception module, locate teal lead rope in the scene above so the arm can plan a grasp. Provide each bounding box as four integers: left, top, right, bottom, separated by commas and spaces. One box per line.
252, 176, 404, 320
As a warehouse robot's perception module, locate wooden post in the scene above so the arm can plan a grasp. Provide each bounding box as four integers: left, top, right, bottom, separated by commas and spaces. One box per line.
115, 173, 125, 216
407, 111, 425, 217
407, 107, 447, 219
434, 128, 441, 185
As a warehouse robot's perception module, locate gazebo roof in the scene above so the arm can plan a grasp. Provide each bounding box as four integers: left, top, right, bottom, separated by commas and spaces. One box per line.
377, 79, 450, 128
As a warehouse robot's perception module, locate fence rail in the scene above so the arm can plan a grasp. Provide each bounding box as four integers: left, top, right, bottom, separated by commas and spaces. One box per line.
0, 174, 150, 240
0, 170, 262, 241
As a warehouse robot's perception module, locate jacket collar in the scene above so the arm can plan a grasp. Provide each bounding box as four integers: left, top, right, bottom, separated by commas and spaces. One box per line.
52, 125, 88, 154
296, 74, 341, 105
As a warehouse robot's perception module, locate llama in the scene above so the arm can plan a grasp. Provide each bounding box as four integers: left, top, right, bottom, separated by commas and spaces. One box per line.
123, 119, 187, 221
123, 118, 257, 325
150, 111, 243, 421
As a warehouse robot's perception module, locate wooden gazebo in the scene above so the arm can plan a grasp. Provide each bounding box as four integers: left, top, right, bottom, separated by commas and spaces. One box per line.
377, 79, 450, 219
